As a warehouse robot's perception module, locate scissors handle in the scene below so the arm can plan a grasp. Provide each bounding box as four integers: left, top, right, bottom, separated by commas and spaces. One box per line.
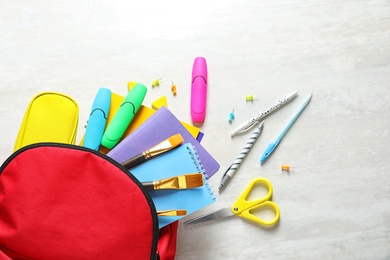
231, 178, 280, 226
236, 200, 280, 226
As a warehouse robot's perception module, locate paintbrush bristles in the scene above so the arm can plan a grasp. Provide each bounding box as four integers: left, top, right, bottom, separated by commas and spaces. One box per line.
153, 173, 204, 190
171, 210, 187, 216
144, 133, 184, 158
157, 210, 187, 216
181, 173, 204, 188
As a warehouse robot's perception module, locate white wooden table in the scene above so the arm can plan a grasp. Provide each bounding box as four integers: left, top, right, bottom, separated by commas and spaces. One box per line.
0, 1, 389, 259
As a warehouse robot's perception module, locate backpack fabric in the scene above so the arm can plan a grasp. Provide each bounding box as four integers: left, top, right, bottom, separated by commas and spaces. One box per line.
0, 143, 159, 259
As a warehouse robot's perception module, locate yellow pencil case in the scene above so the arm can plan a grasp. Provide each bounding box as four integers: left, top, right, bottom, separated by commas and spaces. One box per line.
14, 92, 79, 151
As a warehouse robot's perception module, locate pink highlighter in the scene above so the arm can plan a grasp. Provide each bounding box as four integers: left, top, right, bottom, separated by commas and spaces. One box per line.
191, 57, 208, 123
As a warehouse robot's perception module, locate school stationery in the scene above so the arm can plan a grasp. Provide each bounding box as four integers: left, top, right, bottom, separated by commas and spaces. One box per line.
231, 90, 299, 137
122, 133, 184, 169
85, 91, 201, 154
101, 83, 147, 149
14, 92, 79, 151
260, 94, 312, 164
83, 88, 111, 150
129, 143, 216, 229
142, 173, 204, 191
191, 57, 208, 123
81, 92, 156, 154
185, 178, 280, 227
107, 106, 220, 179
219, 121, 264, 192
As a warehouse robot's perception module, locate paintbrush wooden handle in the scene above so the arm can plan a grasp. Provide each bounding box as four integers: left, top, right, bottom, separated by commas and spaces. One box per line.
122, 154, 146, 169
141, 181, 155, 191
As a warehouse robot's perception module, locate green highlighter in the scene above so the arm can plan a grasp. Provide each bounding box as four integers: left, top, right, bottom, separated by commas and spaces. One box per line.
101, 83, 147, 149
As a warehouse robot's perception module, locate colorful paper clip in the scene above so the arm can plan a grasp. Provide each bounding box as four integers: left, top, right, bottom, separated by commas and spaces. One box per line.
281, 164, 294, 172
171, 82, 177, 96
152, 78, 162, 88
246, 95, 258, 102
228, 109, 235, 123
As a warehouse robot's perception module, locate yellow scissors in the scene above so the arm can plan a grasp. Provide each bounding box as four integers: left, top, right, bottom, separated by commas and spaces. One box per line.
184, 178, 280, 227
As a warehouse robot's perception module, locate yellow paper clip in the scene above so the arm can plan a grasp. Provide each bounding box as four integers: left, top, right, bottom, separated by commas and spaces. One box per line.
246, 95, 258, 102
152, 78, 162, 88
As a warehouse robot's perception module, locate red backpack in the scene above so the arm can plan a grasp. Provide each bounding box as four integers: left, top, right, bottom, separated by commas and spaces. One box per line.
0, 143, 176, 259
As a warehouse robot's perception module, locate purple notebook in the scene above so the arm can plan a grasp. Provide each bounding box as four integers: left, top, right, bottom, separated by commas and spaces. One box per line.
107, 107, 220, 179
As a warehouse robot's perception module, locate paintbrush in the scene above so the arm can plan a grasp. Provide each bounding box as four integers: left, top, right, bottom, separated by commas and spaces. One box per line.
121, 133, 184, 169
142, 173, 204, 191
157, 210, 187, 216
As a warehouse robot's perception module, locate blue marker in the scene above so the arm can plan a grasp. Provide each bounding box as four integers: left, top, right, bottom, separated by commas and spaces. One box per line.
260, 94, 312, 164
83, 88, 111, 150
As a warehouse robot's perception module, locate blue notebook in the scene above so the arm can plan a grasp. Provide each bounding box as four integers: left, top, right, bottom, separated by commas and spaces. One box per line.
129, 143, 216, 228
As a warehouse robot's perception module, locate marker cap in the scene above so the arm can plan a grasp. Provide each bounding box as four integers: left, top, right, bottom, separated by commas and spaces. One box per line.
191, 57, 208, 123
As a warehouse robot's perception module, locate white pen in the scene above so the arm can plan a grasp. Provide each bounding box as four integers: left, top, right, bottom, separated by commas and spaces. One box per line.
231, 91, 299, 137
219, 121, 264, 192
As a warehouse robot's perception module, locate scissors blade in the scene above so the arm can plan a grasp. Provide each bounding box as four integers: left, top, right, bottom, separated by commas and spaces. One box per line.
184, 208, 234, 225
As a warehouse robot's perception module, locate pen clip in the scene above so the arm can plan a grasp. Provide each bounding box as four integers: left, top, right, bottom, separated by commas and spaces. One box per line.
235, 120, 259, 135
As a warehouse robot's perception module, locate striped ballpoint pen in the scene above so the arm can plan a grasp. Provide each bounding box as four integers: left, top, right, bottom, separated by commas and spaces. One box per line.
219, 121, 264, 192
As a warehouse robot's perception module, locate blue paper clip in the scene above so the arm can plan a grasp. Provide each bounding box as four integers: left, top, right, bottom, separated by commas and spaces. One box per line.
229, 109, 235, 123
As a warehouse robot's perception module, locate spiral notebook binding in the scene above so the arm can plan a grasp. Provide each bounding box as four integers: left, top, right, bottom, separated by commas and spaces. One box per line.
186, 145, 207, 178
186, 144, 216, 200
205, 181, 216, 200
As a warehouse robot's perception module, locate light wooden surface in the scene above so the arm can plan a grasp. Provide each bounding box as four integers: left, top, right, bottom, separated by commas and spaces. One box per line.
0, 1, 389, 259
